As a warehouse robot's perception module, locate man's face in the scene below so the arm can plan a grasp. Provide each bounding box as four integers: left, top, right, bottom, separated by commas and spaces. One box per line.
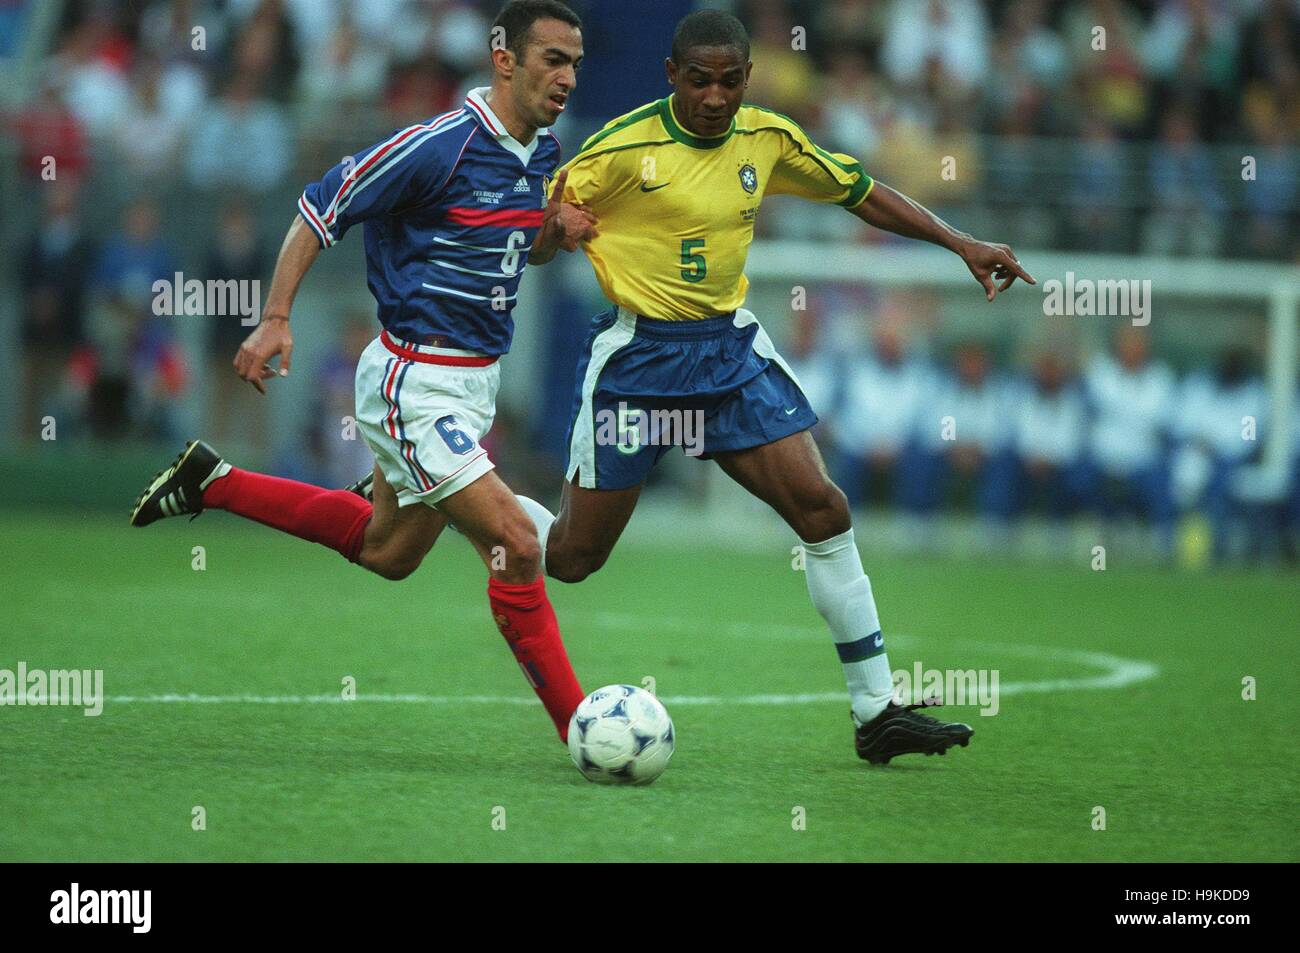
666, 46, 751, 138
509, 18, 583, 129
955, 346, 988, 386
1114, 327, 1149, 370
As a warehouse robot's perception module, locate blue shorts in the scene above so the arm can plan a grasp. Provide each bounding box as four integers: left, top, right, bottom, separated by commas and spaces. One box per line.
563, 306, 818, 490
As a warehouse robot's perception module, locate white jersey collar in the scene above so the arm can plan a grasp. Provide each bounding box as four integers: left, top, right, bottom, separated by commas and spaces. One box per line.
465, 87, 548, 167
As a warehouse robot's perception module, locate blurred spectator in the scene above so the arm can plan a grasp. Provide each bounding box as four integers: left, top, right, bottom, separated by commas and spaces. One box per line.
783, 306, 842, 428
73, 290, 188, 441
880, 0, 990, 102
305, 316, 376, 489
1063, 0, 1150, 136
1143, 107, 1227, 257
20, 181, 97, 441
742, 1, 819, 121
0, 0, 28, 59
297, 7, 387, 115
204, 199, 270, 451
111, 58, 189, 180
1082, 327, 1178, 549
986, 0, 1069, 133
52, 8, 133, 140
1238, 0, 1300, 135
70, 197, 186, 440
818, 47, 882, 161
1006, 350, 1091, 523
428, 0, 494, 76
985, 109, 1058, 249
899, 341, 1016, 524
186, 73, 293, 194
872, 102, 980, 212
91, 197, 179, 298
384, 52, 462, 128
1144, 0, 1241, 141
228, 0, 301, 104
136, 0, 215, 120
1067, 117, 1130, 252
1240, 103, 1298, 259
11, 73, 90, 183
1171, 348, 1268, 559
831, 319, 931, 508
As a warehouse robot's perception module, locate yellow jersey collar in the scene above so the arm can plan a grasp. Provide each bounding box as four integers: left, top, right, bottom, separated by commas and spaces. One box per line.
659, 95, 735, 150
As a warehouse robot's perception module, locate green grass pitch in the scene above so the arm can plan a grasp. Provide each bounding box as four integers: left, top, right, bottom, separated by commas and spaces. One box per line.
0, 511, 1294, 861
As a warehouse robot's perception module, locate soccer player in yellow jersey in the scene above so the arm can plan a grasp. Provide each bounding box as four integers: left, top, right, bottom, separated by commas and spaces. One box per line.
519, 10, 1035, 764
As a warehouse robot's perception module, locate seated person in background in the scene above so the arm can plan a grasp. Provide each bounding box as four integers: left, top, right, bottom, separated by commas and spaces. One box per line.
1081, 326, 1177, 551
830, 319, 929, 508
1171, 348, 1268, 560
1005, 350, 1089, 525
782, 304, 845, 439
898, 341, 1015, 526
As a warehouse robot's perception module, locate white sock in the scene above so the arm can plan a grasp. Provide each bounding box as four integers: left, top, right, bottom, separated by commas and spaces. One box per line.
802, 528, 895, 723
515, 495, 556, 577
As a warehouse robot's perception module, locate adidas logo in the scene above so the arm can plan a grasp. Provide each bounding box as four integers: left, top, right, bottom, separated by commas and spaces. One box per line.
513, 176, 530, 193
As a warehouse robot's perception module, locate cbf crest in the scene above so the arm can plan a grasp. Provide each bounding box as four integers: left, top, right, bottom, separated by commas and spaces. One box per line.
738, 163, 758, 194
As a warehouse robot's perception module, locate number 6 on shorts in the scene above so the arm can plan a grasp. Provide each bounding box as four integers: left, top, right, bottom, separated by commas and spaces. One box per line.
435, 415, 475, 455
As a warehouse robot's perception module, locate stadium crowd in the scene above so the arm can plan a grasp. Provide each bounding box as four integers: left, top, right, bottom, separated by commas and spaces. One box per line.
8, 0, 1296, 251
3, 0, 1297, 562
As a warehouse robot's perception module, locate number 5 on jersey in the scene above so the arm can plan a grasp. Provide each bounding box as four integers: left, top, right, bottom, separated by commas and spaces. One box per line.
680, 239, 706, 283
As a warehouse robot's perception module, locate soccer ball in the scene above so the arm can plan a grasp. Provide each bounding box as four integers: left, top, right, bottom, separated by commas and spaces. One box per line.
567, 685, 675, 785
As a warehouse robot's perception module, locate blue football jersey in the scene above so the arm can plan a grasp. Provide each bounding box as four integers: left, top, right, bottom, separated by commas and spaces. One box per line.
298, 88, 562, 356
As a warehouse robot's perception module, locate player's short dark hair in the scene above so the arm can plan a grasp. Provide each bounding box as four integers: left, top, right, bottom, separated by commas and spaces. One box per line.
671, 10, 750, 65
491, 0, 581, 63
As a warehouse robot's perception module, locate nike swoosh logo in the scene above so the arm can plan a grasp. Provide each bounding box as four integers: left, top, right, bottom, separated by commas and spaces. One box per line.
784, 407, 798, 415
640, 182, 670, 192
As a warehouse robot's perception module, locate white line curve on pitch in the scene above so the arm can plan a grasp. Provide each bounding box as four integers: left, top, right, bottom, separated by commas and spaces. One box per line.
104, 640, 1158, 706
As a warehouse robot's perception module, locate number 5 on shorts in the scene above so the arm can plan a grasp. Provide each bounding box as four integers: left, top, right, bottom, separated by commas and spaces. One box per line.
435, 415, 475, 455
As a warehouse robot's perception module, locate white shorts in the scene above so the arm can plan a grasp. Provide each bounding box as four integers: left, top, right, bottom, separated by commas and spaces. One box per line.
354, 332, 500, 507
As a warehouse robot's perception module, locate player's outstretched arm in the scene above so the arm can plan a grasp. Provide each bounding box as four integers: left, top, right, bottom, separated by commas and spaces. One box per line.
234, 215, 320, 393
850, 181, 1035, 302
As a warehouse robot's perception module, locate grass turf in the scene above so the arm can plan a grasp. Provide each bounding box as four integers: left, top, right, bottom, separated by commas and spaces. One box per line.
0, 511, 1295, 861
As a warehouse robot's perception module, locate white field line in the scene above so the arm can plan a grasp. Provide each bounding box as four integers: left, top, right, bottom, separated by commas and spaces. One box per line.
104, 631, 1159, 707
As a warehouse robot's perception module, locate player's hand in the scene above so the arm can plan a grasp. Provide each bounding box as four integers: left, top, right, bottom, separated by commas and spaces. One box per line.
556, 202, 598, 250
234, 315, 293, 394
958, 239, 1035, 302
538, 168, 598, 256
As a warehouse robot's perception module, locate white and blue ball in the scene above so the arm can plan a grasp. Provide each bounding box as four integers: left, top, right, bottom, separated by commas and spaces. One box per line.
567, 685, 675, 785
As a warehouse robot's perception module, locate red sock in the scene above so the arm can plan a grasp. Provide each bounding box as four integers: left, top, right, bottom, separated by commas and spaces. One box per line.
488, 576, 585, 742
203, 467, 372, 563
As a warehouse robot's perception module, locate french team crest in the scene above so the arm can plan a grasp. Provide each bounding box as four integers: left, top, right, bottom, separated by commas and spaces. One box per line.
738, 163, 758, 194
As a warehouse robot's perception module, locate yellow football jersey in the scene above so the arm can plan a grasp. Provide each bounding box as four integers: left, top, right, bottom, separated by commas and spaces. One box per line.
555, 94, 873, 320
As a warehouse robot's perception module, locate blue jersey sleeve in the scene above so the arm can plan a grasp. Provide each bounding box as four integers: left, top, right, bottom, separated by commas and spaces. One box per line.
298, 116, 469, 248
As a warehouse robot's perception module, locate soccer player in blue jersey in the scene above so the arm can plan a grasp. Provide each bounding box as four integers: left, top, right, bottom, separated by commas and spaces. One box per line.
129, 1, 597, 742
